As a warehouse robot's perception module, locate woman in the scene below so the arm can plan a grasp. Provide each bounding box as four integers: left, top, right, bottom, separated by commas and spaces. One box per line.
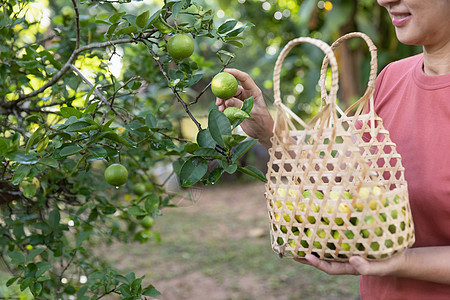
216, 0, 450, 299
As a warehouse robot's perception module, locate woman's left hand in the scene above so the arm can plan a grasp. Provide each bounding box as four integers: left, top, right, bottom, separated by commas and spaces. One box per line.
294, 253, 405, 276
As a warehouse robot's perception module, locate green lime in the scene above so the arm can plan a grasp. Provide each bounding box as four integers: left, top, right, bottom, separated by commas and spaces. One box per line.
104, 163, 129, 186
167, 34, 194, 60
211, 72, 238, 99
131, 183, 146, 196
141, 216, 155, 229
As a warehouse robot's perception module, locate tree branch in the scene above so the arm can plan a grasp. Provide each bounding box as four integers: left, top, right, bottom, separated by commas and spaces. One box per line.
69, 64, 126, 123
71, 0, 81, 49
146, 45, 203, 131
16, 38, 135, 102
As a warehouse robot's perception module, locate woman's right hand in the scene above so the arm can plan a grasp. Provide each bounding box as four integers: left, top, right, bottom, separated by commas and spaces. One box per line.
215, 68, 274, 149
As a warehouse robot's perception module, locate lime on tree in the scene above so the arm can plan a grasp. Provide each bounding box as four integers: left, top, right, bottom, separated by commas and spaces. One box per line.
131, 183, 146, 196
104, 163, 129, 186
167, 34, 194, 60
141, 216, 155, 229
211, 72, 238, 99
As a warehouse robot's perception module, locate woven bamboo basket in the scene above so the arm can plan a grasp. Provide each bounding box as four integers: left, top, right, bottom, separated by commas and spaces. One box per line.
265, 33, 415, 261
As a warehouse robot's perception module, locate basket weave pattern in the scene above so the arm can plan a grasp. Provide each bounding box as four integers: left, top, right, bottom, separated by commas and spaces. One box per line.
265, 33, 415, 261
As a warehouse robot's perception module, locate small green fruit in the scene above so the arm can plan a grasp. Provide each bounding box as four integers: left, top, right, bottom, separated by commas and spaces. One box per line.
211, 72, 238, 99
141, 216, 155, 229
104, 163, 129, 186
131, 183, 146, 196
167, 34, 194, 60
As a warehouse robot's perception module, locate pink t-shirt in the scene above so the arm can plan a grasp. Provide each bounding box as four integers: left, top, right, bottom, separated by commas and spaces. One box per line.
360, 53, 450, 299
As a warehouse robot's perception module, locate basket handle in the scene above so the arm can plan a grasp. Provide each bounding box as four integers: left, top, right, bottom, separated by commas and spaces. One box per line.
319, 32, 378, 118
273, 37, 339, 129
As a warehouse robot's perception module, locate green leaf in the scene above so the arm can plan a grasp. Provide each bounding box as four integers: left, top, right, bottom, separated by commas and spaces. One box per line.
20, 277, 35, 291
241, 96, 254, 114
126, 272, 136, 284
116, 25, 138, 36
223, 163, 238, 174
59, 145, 82, 157
179, 156, 208, 187
145, 113, 158, 129
227, 22, 255, 37
136, 10, 150, 29
66, 121, 98, 132
0, 137, 8, 155
144, 194, 160, 213
85, 102, 99, 115
223, 134, 247, 150
238, 165, 267, 182
25, 125, 45, 153
83, 83, 99, 108
197, 129, 216, 148
27, 248, 45, 262
60, 107, 83, 119
171, 0, 186, 18
88, 271, 106, 281
38, 157, 58, 168
208, 109, 231, 148
225, 40, 243, 48
12, 164, 31, 185
76, 231, 91, 248
104, 132, 135, 148
128, 206, 147, 216
107, 22, 119, 38
193, 148, 223, 159
109, 11, 126, 23
218, 19, 238, 34
77, 285, 89, 297
232, 139, 258, 163
49, 209, 60, 228
184, 142, 199, 154
143, 285, 162, 297
87, 147, 107, 161
207, 167, 224, 184
131, 278, 143, 293
8, 251, 25, 264
6, 276, 20, 287
5, 151, 38, 165
35, 261, 52, 277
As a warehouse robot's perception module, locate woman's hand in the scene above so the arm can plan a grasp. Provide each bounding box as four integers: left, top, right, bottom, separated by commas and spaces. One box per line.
215, 68, 274, 149
295, 246, 450, 286
294, 253, 405, 276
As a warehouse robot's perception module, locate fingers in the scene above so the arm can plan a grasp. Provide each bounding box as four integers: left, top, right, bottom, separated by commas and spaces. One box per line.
224, 68, 259, 92
349, 256, 370, 275
215, 97, 243, 112
302, 254, 359, 275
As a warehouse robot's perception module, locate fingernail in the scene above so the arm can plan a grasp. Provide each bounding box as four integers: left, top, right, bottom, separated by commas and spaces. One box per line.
351, 257, 362, 267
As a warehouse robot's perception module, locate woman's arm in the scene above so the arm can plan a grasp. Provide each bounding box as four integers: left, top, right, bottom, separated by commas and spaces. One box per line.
215, 68, 274, 149
295, 246, 450, 285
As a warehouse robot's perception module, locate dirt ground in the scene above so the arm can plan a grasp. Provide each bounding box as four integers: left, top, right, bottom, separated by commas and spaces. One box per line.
105, 182, 360, 300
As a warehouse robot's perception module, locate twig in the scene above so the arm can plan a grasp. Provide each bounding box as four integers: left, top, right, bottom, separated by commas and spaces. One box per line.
56, 250, 77, 298
69, 64, 126, 123
107, 76, 141, 103
71, 0, 81, 49
146, 45, 202, 131
188, 56, 234, 106
69, 65, 107, 104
